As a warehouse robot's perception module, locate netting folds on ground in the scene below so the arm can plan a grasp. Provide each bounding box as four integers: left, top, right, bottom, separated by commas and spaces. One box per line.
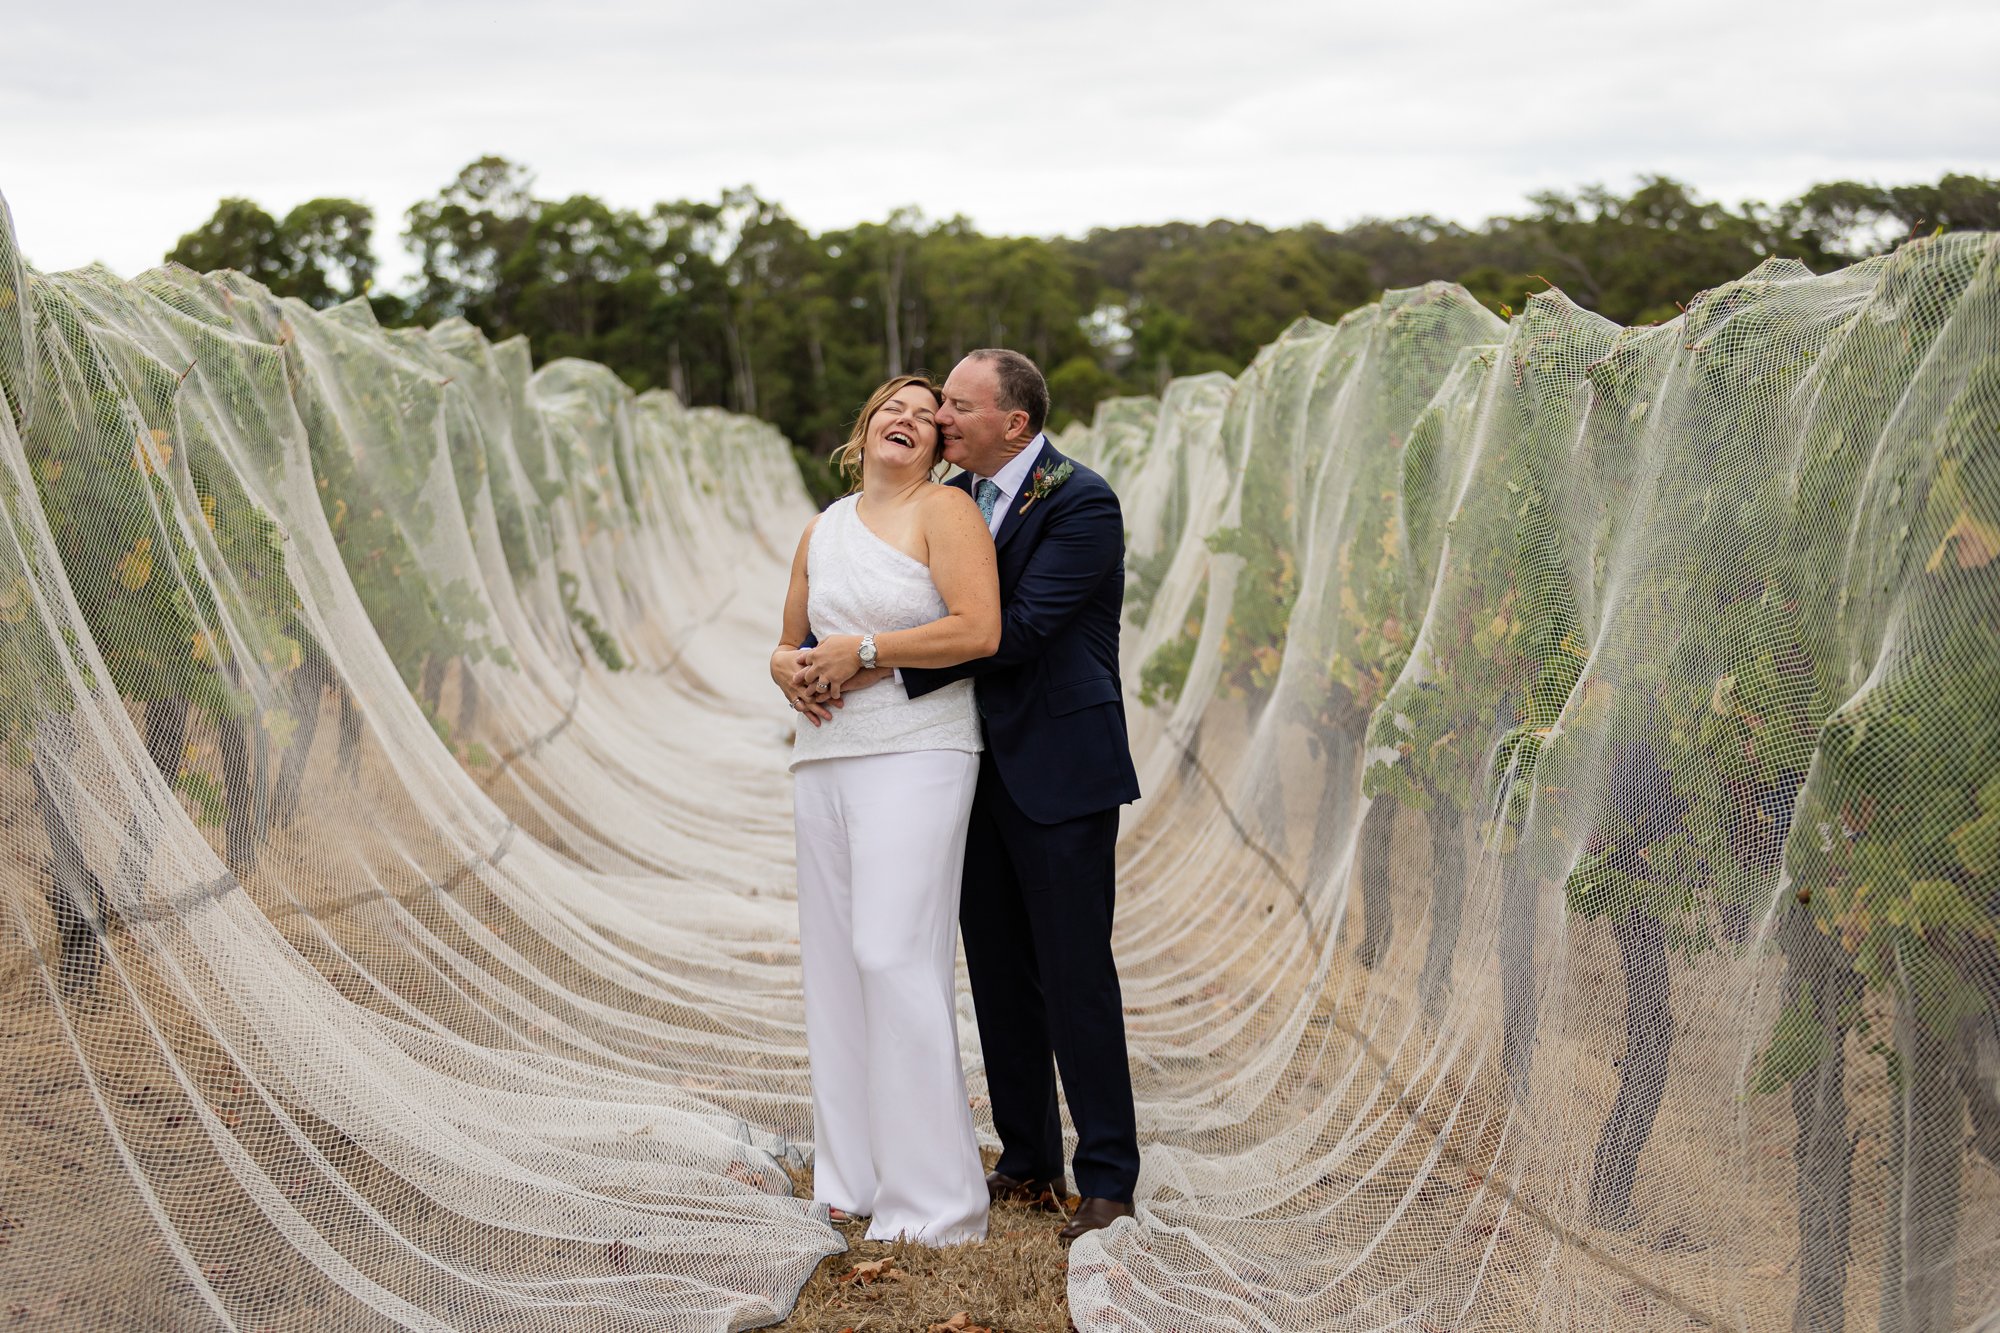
0, 182, 1994, 1330
0, 192, 838, 1331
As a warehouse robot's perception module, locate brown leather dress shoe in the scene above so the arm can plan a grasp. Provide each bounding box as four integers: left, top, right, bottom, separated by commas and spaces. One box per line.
985, 1169, 1067, 1209
1058, 1197, 1135, 1241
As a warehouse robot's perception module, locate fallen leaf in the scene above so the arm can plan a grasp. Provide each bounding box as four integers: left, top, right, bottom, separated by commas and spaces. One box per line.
838, 1258, 904, 1285
927, 1315, 993, 1333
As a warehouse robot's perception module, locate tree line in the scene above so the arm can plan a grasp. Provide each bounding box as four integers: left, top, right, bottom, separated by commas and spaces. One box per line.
167, 160, 2000, 463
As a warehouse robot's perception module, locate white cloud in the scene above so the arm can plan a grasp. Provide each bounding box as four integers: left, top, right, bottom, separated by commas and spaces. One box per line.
2, 0, 1995, 284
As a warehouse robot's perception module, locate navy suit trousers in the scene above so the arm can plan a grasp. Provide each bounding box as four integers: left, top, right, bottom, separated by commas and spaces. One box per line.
961, 749, 1139, 1202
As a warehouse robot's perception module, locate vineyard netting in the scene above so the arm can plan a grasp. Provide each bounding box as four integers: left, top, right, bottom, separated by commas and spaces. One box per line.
0, 187, 1994, 1330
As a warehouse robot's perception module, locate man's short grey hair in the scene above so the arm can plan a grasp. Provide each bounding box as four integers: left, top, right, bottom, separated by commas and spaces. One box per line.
968, 348, 1049, 438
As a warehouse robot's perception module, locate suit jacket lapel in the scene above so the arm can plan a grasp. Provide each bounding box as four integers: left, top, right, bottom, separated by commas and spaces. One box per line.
993, 442, 1067, 552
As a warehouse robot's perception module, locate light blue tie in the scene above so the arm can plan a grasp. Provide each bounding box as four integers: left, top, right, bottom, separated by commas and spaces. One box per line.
974, 478, 1001, 526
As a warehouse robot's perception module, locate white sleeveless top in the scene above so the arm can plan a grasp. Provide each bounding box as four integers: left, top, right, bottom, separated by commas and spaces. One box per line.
789, 494, 982, 769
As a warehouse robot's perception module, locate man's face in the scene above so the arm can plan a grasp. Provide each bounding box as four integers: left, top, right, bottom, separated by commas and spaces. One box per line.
937, 356, 1027, 477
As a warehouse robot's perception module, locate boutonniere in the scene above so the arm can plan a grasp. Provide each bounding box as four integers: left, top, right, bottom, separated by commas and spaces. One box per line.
1017, 460, 1075, 515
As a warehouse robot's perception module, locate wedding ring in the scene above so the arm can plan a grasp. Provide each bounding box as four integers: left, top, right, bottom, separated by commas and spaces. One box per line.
815, 680, 830, 692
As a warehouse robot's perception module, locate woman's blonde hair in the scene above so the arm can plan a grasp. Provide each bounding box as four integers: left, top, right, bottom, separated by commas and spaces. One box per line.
831, 374, 945, 492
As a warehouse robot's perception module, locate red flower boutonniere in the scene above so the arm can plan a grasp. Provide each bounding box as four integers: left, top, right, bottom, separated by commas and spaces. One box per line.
1017, 460, 1075, 515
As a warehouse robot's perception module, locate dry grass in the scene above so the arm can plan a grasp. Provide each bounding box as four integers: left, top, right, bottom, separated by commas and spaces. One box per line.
773, 1157, 1078, 1333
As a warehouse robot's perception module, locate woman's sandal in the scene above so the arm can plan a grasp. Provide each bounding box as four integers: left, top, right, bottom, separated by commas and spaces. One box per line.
826, 1207, 863, 1225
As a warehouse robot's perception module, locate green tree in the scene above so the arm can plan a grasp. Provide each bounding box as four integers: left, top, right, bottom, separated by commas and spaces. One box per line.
507, 193, 653, 363
1045, 354, 1120, 430
274, 198, 374, 306
919, 222, 1092, 372
405, 155, 538, 327
1132, 225, 1374, 380
646, 197, 736, 408
718, 189, 835, 435
1499, 176, 1813, 325
168, 197, 287, 286
1788, 173, 2000, 260
168, 162, 1996, 484
168, 196, 376, 308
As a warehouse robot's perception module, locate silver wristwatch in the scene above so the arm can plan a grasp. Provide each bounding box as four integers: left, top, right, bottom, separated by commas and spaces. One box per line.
858, 633, 877, 670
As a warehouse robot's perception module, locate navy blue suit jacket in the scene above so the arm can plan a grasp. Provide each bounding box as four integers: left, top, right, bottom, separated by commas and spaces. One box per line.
901, 442, 1141, 825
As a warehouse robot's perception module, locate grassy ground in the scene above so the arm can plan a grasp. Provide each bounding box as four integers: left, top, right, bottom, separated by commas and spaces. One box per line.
776, 1156, 1079, 1333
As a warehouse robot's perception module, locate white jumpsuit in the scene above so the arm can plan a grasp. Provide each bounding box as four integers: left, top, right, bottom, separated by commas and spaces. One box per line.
790, 494, 987, 1245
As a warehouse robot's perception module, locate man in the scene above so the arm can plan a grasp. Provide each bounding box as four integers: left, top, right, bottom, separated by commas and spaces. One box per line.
775, 349, 1142, 1240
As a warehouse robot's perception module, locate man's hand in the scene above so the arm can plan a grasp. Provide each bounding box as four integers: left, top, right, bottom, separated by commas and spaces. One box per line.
795, 658, 893, 698
841, 666, 894, 694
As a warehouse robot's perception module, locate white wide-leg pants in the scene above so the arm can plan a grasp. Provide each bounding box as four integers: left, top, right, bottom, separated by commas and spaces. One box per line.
793, 749, 987, 1245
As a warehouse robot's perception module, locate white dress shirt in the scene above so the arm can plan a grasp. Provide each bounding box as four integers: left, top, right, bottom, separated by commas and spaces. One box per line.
972, 433, 1049, 538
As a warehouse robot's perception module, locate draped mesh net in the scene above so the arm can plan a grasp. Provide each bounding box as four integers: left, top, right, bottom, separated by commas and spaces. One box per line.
0, 185, 1995, 1331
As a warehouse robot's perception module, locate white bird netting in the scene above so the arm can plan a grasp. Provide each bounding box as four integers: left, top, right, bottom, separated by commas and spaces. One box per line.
0, 186, 1994, 1331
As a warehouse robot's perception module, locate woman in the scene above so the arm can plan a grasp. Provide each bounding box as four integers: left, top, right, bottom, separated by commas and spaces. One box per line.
773, 374, 999, 1244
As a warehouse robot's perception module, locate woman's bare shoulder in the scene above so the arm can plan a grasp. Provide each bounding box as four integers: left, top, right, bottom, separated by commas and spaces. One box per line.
921, 482, 981, 518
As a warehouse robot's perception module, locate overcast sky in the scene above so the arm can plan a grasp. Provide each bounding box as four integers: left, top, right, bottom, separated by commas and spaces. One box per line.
4, 0, 1996, 288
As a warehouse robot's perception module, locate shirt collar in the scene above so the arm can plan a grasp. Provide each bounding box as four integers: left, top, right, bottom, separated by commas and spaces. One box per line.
984, 433, 1048, 500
